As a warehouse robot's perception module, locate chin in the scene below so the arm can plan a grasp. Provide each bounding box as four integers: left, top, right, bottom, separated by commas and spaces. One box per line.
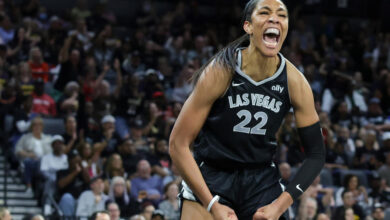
259, 45, 280, 57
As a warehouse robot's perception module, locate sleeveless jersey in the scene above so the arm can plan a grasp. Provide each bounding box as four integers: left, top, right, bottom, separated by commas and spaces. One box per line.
193, 49, 292, 167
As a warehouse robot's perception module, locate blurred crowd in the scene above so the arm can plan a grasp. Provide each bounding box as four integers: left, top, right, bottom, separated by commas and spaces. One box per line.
0, 0, 389, 220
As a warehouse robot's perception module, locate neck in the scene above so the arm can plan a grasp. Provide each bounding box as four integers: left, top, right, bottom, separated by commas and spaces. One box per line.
242, 45, 279, 81
32, 132, 41, 139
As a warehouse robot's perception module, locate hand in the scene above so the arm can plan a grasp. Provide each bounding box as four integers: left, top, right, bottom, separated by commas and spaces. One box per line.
253, 203, 282, 220
210, 202, 238, 220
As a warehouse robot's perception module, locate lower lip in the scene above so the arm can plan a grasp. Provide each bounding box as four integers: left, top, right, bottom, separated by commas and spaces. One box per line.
262, 38, 278, 49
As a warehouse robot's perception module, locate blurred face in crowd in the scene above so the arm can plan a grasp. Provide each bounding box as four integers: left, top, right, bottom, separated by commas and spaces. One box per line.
156, 140, 168, 154
95, 212, 110, 220
304, 198, 317, 219
80, 143, 92, 159
166, 183, 179, 200
70, 49, 80, 64
316, 213, 330, 220
113, 180, 125, 197
52, 140, 64, 156
119, 139, 136, 155
244, 0, 288, 57
347, 176, 359, 190
337, 102, 348, 115
30, 48, 42, 64
108, 203, 120, 220
110, 154, 123, 170
372, 207, 385, 220
142, 205, 155, 220
91, 178, 104, 194
343, 191, 355, 208
137, 160, 151, 179
31, 118, 44, 135
345, 208, 355, 220
1, 209, 12, 220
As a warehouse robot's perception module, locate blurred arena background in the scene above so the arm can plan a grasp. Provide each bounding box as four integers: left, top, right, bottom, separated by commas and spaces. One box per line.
0, 0, 390, 219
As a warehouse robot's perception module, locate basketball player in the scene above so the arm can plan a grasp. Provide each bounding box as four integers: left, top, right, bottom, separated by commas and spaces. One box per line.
169, 0, 325, 219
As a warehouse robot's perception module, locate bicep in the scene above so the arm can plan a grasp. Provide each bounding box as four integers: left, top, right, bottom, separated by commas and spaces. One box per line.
170, 63, 229, 147
288, 65, 319, 127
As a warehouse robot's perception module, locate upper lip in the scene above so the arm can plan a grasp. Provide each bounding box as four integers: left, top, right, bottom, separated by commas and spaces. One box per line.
263, 27, 281, 36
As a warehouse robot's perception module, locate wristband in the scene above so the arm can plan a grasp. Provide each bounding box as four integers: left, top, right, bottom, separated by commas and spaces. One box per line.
207, 195, 220, 212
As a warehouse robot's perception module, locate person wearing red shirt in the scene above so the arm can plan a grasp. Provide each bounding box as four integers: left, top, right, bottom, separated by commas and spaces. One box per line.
31, 79, 56, 116
28, 47, 50, 83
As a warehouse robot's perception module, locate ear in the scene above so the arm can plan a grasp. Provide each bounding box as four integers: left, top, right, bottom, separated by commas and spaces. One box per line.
243, 20, 253, 35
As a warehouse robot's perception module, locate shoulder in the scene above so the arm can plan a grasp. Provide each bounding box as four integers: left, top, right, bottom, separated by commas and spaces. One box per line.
193, 60, 232, 100
285, 59, 308, 90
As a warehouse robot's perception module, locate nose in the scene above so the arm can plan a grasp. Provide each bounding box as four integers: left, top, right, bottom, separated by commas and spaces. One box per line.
268, 14, 279, 24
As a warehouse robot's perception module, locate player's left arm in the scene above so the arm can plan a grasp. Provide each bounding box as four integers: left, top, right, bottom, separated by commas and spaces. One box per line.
254, 61, 326, 219
284, 60, 325, 200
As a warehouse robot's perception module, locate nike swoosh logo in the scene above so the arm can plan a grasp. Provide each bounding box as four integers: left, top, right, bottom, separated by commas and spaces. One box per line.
296, 184, 303, 193
232, 82, 244, 87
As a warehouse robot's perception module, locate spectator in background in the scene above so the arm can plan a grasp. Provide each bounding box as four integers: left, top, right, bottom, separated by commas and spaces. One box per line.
62, 115, 78, 154
76, 175, 108, 219
0, 207, 12, 220
140, 203, 155, 220
57, 152, 90, 217
106, 202, 123, 220
297, 197, 318, 220
158, 182, 179, 220
335, 174, 369, 209
54, 31, 82, 91
131, 160, 163, 205
162, 162, 181, 187
334, 190, 365, 220
31, 79, 56, 116
353, 129, 380, 170
104, 153, 126, 182
108, 176, 140, 218
89, 211, 110, 220
118, 139, 142, 177
16, 61, 35, 97
15, 116, 51, 193
28, 47, 50, 82
40, 135, 68, 213
93, 115, 121, 157
0, 15, 15, 44
57, 81, 80, 116
361, 98, 390, 131
370, 203, 385, 220
78, 141, 100, 178
378, 153, 390, 187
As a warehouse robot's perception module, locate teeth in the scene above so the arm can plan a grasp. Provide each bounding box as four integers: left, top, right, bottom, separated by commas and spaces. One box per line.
264, 28, 280, 35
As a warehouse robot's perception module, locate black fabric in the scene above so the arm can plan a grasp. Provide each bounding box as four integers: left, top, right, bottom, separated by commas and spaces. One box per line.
194, 51, 291, 167
179, 160, 288, 220
285, 122, 326, 201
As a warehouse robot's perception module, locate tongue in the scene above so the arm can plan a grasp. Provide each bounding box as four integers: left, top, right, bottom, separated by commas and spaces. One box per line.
264, 35, 277, 43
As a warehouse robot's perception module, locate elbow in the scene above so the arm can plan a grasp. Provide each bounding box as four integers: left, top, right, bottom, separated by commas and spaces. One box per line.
168, 136, 178, 160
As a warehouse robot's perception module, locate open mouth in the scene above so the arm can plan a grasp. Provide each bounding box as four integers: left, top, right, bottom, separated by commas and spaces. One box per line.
263, 28, 280, 49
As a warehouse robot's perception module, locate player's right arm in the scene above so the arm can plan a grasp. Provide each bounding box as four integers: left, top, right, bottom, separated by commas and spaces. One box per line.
169, 61, 237, 219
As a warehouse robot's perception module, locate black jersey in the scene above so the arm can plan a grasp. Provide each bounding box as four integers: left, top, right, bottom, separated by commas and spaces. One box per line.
194, 49, 292, 167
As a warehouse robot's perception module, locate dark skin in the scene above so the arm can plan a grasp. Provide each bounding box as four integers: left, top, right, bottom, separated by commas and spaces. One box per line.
57, 156, 90, 189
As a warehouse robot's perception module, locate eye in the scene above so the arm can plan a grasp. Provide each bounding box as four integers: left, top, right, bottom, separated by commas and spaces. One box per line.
279, 14, 287, 18
259, 11, 269, 15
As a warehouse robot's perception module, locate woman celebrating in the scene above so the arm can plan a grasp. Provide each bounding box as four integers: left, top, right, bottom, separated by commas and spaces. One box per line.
169, 0, 325, 219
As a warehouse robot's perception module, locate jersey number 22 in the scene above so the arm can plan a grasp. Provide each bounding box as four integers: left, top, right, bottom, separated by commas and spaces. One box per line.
233, 109, 268, 135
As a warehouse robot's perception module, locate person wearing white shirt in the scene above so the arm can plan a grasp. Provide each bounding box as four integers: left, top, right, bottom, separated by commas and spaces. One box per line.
40, 135, 69, 214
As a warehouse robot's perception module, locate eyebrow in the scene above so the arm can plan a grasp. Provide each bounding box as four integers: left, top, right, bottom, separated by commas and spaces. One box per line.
260, 6, 287, 12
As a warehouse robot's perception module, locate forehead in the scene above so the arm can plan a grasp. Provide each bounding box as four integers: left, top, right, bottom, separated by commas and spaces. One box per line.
255, 0, 287, 11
